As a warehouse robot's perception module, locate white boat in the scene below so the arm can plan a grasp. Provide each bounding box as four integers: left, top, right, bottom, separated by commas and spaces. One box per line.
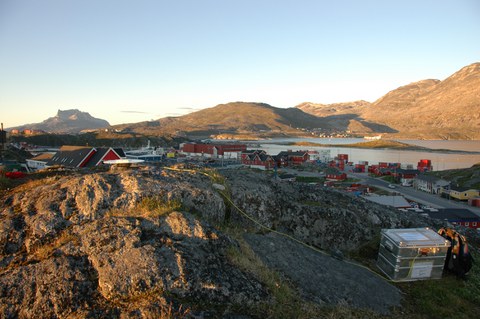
363, 135, 382, 140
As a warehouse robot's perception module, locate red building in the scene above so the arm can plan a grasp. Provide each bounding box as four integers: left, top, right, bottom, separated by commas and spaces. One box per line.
417, 159, 433, 172
325, 167, 347, 181
425, 209, 480, 230
276, 151, 309, 166
241, 151, 275, 170
181, 143, 246, 158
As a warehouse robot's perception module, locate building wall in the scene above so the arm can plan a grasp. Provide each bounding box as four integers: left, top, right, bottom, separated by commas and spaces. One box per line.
103, 150, 121, 161
450, 189, 480, 201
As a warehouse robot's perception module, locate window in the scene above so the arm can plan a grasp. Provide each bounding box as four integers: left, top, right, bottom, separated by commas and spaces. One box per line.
473, 222, 477, 227
465, 222, 469, 226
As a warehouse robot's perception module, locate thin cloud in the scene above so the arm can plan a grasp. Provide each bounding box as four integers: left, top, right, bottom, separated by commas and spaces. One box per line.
121, 110, 150, 114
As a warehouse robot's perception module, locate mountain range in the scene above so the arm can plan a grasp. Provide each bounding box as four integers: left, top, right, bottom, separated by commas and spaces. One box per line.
297, 63, 480, 139
10, 62, 480, 139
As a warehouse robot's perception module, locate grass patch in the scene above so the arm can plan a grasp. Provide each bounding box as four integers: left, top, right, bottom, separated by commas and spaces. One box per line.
107, 196, 183, 218
295, 176, 324, 183
138, 196, 183, 217
0, 175, 14, 191
380, 175, 395, 183
396, 251, 480, 319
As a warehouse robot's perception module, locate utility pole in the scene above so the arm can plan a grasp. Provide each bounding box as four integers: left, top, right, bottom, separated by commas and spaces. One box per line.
0, 123, 6, 163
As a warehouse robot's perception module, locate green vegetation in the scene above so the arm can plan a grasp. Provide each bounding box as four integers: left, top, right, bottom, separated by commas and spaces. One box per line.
397, 252, 480, 319
346, 234, 480, 319
429, 164, 480, 189
0, 175, 14, 191
295, 176, 324, 183
381, 175, 396, 183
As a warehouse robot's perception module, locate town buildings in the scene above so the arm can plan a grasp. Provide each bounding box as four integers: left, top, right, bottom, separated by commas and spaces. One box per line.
180, 142, 246, 159
413, 174, 450, 194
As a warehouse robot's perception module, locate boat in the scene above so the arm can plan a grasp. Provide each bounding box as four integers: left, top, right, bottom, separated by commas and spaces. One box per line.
124, 140, 165, 162
363, 135, 382, 140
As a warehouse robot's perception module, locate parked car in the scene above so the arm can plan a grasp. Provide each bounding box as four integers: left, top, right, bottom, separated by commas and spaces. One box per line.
388, 184, 396, 189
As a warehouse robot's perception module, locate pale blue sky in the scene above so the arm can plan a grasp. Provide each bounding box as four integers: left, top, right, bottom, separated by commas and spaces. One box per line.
1, 0, 479, 127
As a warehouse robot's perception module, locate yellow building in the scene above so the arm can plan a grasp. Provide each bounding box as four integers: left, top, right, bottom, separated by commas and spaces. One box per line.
449, 187, 480, 201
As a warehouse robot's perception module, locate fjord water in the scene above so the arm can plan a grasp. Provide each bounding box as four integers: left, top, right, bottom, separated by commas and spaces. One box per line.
254, 138, 480, 170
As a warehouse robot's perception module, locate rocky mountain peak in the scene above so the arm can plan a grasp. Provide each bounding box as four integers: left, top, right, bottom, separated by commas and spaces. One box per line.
10, 109, 111, 134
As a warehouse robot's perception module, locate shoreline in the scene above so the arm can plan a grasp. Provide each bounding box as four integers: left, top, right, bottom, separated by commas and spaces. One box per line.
282, 140, 480, 155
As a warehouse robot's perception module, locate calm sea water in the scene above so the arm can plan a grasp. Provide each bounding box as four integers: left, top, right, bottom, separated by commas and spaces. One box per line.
248, 138, 480, 170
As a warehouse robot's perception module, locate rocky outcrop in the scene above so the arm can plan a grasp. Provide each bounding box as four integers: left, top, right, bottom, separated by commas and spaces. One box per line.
0, 168, 265, 318
223, 169, 438, 252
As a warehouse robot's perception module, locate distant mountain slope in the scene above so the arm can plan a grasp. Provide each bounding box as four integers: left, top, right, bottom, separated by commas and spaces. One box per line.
115, 102, 332, 138
297, 62, 480, 139
11, 109, 110, 134
295, 100, 377, 134
296, 100, 371, 117
365, 63, 480, 139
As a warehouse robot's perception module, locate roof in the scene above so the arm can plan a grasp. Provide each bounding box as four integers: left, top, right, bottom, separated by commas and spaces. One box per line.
59, 145, 91, 151
114, 148, 126, 157
362, 195, 411, 208
276, 151, 308, 157
47, 146, 94, 167
395, 168, 420, 175
30, 153, 54, 161
449, 185, 478, 192
47, 146, 124, 168
83, 148, 119, 167
415, 174, 449, 184
324, 167, 343, 175
242, 149, 266, 155
426, 208, 480, 222
245, 153, 273, 161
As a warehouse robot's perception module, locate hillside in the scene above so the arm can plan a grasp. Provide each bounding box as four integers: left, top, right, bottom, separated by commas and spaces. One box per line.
10, 109, 110, 134
429, 164, 480, 189
1, 167, 479, 318
295, 100, 395, 134
297, 62, 480, 139
366, 63, 480, 139
114, 102, 332, 139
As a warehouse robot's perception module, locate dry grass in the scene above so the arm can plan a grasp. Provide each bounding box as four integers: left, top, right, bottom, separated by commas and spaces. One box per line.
107, 196, 182, 218
31, 230, 78, 261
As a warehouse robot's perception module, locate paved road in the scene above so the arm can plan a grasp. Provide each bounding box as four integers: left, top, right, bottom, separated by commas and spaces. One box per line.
347, 172, 480, 217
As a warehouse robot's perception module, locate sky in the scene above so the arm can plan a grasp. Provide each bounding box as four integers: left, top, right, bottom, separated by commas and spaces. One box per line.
0, 0, 479, 128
